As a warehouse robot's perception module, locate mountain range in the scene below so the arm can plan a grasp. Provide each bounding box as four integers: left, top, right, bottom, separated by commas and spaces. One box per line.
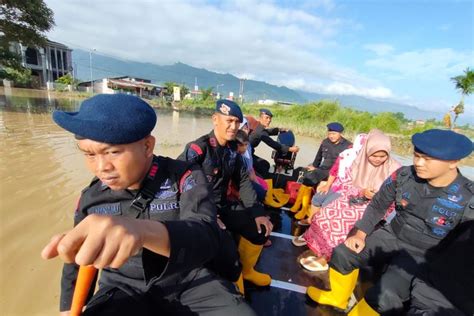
72, 49, 472, 125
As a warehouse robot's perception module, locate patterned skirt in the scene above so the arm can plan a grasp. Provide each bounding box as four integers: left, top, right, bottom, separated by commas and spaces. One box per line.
303, 193, 368, 259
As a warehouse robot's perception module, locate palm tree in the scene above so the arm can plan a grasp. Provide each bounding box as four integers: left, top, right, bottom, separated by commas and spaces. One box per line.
450, 67, 474, 127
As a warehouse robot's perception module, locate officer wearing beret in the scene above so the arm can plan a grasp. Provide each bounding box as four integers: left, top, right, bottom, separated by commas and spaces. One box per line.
248, 108, 299, 178
302, 122, 352, 187
306, 129, 473, 316
179, 100, 274, 289
41, 94, 255, 315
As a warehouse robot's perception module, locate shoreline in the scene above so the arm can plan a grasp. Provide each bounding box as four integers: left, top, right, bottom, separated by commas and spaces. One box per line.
2, 87, 472, 167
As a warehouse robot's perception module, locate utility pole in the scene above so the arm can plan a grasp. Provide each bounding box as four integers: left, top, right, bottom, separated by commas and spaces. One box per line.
216, 83, 224, 98
89, 48, 96, 94
239, 78, 246, 104
72, 62, 77, 82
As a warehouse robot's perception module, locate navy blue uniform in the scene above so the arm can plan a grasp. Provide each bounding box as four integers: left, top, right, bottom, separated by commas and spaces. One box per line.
179, 131, 268, 245
330, 166, 473, 315
60, 156, 254, 315
249, 124, 288, 177
408, 220, 474, 316
302, 137, 351, 186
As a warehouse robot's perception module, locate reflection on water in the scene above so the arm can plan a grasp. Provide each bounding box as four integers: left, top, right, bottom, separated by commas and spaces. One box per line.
1, 94, 81, 113
0, 93, 472, 315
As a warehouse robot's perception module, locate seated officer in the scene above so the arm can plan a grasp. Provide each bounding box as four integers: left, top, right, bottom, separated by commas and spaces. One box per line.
306, 129, 473, 316
408, 220, 474, 316
291, 122, 352, 219
41, 94, 255, 316
302, 122, 352, 187
179, 100, 273, 288
248, 108, 299, 178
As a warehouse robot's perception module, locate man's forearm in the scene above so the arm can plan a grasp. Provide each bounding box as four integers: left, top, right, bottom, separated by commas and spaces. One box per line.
141, 220, 171, 257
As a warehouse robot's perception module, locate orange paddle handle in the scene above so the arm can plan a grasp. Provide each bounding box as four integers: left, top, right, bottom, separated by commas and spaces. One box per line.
70, 265, 97, 316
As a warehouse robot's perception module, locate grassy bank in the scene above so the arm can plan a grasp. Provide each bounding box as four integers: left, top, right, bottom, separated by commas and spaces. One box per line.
162, 98, 473, 167
3, 88, 472, 166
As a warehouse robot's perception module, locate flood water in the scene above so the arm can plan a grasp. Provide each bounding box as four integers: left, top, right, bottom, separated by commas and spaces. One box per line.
0, 90, 472, 315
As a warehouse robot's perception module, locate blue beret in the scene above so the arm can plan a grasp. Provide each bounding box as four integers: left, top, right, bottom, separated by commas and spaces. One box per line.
327, 122, 344, 132
259, 108, 273, 117
53, 94, 157, 144
215, 99, 243, 122
412, 129, 472, 160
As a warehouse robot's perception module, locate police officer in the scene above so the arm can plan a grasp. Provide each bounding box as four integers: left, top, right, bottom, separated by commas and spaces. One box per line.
290, 122, 352, 222
408, 220, 474, 316
305, 129, 473, 316
179, 100, 274, 288
302, 122, 352, 187
248, 108, 299, 178
41, 94, 255, 315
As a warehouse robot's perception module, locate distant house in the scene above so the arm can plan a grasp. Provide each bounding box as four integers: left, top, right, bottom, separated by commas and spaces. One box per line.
257, 99, 294, 106
415, 120, 426, 126
8, 40, 73, 87
187, 89, 202, 99
77, 76, 163, 99
258, 99, 277, 105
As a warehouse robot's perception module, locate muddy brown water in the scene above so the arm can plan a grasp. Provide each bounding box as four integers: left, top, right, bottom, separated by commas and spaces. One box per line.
0, 91, 471, 315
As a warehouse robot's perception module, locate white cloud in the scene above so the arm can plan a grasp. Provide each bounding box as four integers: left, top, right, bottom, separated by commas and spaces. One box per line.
44, 0, 453, 107
322, 83, 393, 98
364, 43, 394, 56
46, 0, 388, 95
276, 79, 394, 99
365, 48, 473, 79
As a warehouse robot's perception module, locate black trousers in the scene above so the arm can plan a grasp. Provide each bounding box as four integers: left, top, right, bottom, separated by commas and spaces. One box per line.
330, 226, 426, 315
252, 155, 270, 179
83, 269, 256, 316
220, 204, 270, 245
301, 168, 328, 186
407, 277, 465, 316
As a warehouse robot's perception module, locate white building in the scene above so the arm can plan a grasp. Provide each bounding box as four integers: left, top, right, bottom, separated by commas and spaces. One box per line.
8, 40, 73, 87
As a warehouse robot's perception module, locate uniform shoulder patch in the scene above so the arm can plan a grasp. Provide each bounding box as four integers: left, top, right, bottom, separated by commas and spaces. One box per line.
179, 170, 196, 193
190, 143, 203, 155
186, 143, 205, 160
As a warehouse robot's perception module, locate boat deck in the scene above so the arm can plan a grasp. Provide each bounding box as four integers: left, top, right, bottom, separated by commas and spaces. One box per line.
246, 207, 359, 315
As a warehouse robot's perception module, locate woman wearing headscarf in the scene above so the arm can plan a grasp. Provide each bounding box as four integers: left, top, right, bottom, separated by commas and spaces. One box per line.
298, 129, 401, 271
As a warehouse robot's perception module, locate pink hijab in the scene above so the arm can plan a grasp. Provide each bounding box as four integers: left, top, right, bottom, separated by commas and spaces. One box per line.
351, 129, 400, 190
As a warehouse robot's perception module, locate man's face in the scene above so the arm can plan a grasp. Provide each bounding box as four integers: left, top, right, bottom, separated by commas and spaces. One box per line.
327, 131, 342, 143
77, 136, 155, 190
259, 113, 272, 128
413, 151, 457, 180
212, 113, 240, 143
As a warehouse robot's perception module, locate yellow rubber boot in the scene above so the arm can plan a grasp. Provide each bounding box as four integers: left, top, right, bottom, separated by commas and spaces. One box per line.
235, 273, 245, 295
238, 237, 272, 286
264, 179, 290, 208
348, 298, 379, 316
264, 179, 278, 207
307, 268, 359, 310
294, 185, 312, 220
272, 188, 290, 205
290, 185, 306, 213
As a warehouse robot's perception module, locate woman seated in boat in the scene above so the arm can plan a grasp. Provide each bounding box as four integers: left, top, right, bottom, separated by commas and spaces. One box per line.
294, 129, 401, 272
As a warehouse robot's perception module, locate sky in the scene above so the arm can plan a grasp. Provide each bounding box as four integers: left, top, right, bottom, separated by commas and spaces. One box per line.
44, 0, 473, 114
